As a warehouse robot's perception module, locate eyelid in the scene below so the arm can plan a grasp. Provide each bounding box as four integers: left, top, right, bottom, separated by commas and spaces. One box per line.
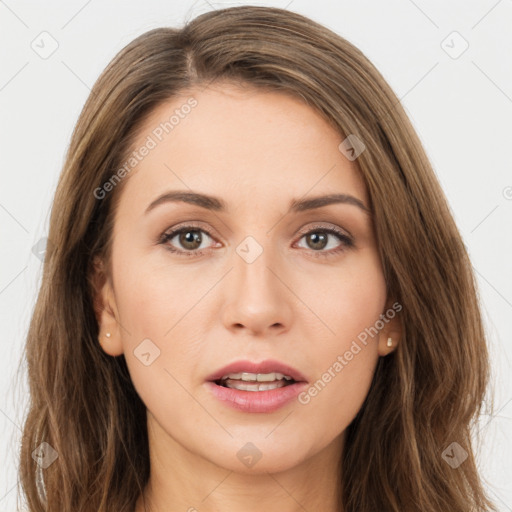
295, 222, 352, 239
159, 220, 218, 242
159, 220, 351, 241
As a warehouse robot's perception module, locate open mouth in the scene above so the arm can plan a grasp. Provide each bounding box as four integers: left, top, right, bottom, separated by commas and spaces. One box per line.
215, 372, 296, 392
205, 366, 308, 412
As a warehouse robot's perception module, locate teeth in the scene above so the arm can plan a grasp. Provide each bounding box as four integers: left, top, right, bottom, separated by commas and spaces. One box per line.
221, 372, 294, 382
224, 379, 289, 391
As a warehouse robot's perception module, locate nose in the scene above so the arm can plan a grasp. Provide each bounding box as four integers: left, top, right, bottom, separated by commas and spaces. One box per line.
220, 241, 293, 336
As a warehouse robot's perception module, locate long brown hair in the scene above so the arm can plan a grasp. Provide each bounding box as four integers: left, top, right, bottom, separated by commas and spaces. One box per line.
17, 5, 497, 511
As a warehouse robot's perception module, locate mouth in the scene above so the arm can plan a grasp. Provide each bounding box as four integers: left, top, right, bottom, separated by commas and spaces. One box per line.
215, 371, 297, 392
204, 359, 308, 413
206, 359, 308, 388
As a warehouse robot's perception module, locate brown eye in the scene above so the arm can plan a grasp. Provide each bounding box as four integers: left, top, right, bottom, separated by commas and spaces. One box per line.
177, 230, 203, 250
160, 226, 215, 255
159, 223, 354, 259
295, 226, 354, 258
304, 231, 329, 251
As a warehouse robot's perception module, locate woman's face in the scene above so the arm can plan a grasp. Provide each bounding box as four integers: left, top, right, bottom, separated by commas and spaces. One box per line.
96, 82, 400, 474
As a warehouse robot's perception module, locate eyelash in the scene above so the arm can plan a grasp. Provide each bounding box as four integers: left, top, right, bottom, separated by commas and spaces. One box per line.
158, 222, 354, 259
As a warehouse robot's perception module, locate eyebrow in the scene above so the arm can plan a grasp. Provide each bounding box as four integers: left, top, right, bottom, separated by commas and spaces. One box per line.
145, 190, 371, 215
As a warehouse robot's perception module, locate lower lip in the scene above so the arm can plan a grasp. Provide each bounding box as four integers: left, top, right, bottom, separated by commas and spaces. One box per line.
205, 380, 309, 413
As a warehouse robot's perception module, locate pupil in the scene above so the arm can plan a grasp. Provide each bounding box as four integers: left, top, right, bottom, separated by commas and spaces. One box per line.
180, 230, 201, 249
308, 232, 327, 250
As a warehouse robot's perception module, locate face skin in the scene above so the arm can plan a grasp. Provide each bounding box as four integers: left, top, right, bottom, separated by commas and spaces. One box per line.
93, 82, 401, 512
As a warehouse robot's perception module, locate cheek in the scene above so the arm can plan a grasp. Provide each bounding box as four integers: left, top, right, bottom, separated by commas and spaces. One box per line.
310, 250, 387, 348
113, 266, 202, 423
296, 344, 378, 450
113, 251, 189, 335
295, 253, 386, 429
111, 252, 209, 396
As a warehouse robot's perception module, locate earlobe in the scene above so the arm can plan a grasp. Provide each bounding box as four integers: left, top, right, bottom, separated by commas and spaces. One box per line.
91, 256, 124, 357
98, 323, 124, 357
378, 331, 400, 356
378, 298, 402, 356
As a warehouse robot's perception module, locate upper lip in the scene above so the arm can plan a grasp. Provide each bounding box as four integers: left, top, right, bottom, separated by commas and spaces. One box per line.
206, 359, 308, 383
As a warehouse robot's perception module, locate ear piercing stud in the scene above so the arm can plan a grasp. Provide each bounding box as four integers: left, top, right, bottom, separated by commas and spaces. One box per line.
98, 332, 111, 344
386, 337, 393, 347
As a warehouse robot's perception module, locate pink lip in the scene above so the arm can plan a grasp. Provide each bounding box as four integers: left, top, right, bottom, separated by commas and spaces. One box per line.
204, 359, 309, 413
204, 380, 309, 413
204, 359, 308, 383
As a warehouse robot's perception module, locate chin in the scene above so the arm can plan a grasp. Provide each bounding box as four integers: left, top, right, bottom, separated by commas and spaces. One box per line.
203, 438, 310, 475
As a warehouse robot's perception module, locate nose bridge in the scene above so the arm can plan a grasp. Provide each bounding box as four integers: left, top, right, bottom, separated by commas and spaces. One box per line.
221, 229, 292, 333
233, 231, 280, 297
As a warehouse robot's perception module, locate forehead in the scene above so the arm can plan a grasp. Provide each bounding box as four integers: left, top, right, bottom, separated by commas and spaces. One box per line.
118, 83, 369, 213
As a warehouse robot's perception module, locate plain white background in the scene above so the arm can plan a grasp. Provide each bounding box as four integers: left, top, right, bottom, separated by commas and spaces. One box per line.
1, 0, 511, 510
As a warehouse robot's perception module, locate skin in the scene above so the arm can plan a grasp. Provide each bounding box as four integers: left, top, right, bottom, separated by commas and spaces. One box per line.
93, 82, 402, 512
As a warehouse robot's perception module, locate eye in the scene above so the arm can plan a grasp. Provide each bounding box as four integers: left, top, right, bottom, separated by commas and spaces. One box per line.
158, 223, 218, 257
294, 224, 354, 259
158, 222, 354, 258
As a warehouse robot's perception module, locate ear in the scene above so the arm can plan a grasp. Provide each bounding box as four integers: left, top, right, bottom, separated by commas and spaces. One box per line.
377, 297, 403, 357
90, 256, 124, 357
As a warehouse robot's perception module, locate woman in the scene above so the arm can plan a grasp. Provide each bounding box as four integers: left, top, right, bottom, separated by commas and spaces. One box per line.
18, 5, 497, 511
